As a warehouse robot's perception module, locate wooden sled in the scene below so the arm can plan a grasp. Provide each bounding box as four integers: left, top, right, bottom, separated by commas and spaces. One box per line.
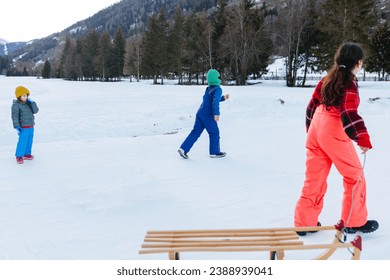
139, 220, 362, 260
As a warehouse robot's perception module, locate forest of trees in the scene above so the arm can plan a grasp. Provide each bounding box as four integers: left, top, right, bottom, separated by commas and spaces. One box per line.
2, 0, 390, 86
58, 28, 126, 81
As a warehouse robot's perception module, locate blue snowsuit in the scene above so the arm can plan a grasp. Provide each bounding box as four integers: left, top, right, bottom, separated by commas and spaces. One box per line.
180, 85, 226, 155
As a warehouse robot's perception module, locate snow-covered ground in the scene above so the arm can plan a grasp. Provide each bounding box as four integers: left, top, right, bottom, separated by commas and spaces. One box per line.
0, 76, 389, 261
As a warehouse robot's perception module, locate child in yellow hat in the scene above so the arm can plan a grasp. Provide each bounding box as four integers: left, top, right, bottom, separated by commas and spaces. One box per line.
11, 86, 39, 164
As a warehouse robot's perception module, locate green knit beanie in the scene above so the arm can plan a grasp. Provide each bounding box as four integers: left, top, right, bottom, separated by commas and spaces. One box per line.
206, 69, 221, 86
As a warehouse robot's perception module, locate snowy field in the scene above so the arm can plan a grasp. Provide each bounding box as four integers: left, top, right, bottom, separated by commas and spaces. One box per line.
0, 75, 389, 260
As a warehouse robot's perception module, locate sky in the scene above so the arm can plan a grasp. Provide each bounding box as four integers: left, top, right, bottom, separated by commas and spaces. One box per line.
1, 0, 120, 42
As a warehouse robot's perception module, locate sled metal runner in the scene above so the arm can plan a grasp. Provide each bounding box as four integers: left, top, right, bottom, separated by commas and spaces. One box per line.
139, 220, 362, 260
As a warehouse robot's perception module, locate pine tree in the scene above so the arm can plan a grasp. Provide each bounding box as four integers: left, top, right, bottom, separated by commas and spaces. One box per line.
125, 34, 142, 82
141, 13, 159, 82
82, 30, 100, 81
141, 9, 169, 84
168, 7, 186, 84
73, 38, 84, 80
183, 11, 210, 85
112, 28, 126, 80
246, 1, 273, 81
98, 32, 113, 81
315, 0, 376, 71
295, 0, 320, 86
60, 37, 73, 80
0, 56, 10, 75
366, 23, 390, 80
42, 60, 51, 78
211, 0, 229, 73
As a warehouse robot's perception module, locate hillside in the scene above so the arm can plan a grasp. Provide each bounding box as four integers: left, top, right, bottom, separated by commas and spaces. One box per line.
0, 40, 28, 57
5, 0, 218, 63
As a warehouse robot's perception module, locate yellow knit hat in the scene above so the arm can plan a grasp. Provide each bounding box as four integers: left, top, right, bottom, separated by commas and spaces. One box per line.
15, 86, 30, 98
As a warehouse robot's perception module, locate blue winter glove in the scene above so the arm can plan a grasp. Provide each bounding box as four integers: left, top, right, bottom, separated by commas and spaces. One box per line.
27, 98, 33, 104
15, 126, 22, 134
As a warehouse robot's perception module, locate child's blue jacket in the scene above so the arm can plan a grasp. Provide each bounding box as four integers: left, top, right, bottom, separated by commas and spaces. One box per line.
197, 85, 225, 117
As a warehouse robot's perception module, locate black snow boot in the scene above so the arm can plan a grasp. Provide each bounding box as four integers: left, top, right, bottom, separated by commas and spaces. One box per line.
346, 220, 379, 234
296, 222, 321, 236
210, 152, 226, 158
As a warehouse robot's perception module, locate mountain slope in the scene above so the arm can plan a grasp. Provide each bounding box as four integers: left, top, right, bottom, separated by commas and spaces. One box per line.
0, 40, 28, 57
7, 0, 218, 63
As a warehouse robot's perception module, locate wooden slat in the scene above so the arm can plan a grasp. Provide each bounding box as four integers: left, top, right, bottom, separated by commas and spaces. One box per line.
139, 242, 356, 255
146, 225, 335, 235
142, 240, 304, 248
144, 235, 299, 243
145, 231, 300, 238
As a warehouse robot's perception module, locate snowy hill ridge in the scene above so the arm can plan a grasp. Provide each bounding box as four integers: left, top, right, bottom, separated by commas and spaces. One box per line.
0, 76, 388, 260
0, 39, 7, 56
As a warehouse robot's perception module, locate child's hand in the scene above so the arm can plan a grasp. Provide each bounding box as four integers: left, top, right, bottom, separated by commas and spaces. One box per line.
359, 146, 370, 154
214, 115, 220, 122
224, 94, 230, 100
15, 126, 22, 135
27, 98, 33, 104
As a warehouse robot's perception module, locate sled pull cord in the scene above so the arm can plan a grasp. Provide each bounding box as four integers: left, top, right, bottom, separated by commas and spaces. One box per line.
346, 153, 367, 228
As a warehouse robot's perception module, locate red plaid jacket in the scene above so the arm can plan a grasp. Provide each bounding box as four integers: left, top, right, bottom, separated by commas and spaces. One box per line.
306, 79, 372, 149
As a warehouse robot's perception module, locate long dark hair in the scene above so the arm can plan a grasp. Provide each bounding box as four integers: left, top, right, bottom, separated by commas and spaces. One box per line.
321, 42, 364, 106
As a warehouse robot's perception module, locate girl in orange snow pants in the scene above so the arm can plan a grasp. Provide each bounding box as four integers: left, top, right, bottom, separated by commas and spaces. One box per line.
294, 104, 367, 227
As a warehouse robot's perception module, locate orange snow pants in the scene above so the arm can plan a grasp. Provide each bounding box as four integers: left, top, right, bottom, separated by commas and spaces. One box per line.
294, 105, 367, 227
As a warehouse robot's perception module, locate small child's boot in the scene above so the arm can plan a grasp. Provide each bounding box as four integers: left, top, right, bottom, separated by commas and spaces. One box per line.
210, 152, 226, 158
178, 148, 188, 159
23, 155, 34, 160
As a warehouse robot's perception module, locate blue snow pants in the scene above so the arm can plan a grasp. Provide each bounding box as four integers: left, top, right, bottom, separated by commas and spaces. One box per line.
15, 127, 34, 157
180, 114, 220, 155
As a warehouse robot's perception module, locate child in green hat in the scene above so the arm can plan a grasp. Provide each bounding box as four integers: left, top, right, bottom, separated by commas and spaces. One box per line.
178, 69, 229, 159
